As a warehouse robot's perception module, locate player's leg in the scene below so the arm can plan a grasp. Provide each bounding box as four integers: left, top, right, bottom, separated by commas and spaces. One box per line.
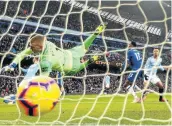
4, 79, 30, 105
56, 72, 64, 94
67, 24, 106, 74
66, 60, 89, 75
69, 56, 99, 75
69, 24, 106, 59
155, 79, 166, 102
139, 74, 150, 102
142, 75, 167, 102
83, 24, 106, 51
140, 81, 150, 102
3, 94, 16, 105
147, 75, 166, 102
124, 72, 139, 103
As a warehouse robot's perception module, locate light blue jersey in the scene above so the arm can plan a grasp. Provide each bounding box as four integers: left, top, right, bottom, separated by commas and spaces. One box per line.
21, 63, 39, 80
144, 56, 164, 76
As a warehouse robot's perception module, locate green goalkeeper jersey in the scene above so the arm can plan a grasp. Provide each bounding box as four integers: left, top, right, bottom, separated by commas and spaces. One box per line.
13, 41, 74, 76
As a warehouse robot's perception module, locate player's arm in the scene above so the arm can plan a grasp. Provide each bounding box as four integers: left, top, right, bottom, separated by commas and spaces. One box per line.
143, 58, 151, 89
57, 72, 64, 92
27, 64, 40, 77
163, 65, 172, 70
156, 58, 172, 72
159, 64, 172, 72
4, 48, 33, 72
157, 58, 166, 72
121, 51, 132, 71
158, 58, 172, 71
19, 64, 40, 82
13, 48, 33, 65
20, 68, 28, 74
144, 57, 151, 69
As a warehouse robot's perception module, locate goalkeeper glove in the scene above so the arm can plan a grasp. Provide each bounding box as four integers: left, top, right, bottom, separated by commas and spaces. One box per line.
94, 22, 107, 35
4, 63, 17, 72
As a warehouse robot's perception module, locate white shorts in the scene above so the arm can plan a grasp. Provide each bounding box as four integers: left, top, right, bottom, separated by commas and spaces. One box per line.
144, 74, 161, 85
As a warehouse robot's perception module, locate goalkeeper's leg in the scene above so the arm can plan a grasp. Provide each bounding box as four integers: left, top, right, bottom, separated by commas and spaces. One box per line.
79, 56, 99, 73
67, 55, 99, 75
84, 23, 106, 51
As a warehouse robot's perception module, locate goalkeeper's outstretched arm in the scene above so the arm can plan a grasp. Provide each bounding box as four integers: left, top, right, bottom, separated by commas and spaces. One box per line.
13, 33, 46, 66
13, 48, 33, 65
4, 48, 33, 72
5, 34, 46, 72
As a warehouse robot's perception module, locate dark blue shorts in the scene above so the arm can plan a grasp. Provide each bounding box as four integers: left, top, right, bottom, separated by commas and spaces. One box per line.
128, 71, 143, 82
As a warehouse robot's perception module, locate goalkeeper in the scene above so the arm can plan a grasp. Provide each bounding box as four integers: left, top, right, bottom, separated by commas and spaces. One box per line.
4, 24, 106, 76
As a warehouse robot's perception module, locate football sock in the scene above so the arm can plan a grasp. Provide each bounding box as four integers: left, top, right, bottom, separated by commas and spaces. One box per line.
159, 88, 164, 100
129, 87, 138, 99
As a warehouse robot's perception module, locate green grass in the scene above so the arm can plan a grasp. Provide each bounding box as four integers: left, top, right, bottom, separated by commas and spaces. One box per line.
0, 93, 171, 125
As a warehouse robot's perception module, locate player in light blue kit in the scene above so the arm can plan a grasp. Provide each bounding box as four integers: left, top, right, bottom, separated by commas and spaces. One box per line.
3, 57, 39, 104
122, 41, 143, 103
20, 57, 39, 80
141, 48, 170, 102
20, 57, 63, 90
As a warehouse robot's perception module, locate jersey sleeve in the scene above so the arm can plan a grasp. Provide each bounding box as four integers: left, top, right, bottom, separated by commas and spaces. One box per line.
31, 64, 39, 74
40, 60, 52, 76
13, 48, 33, 65
144, 57, 151, 69
21, 68, 28, 74
48, 41, 60, 51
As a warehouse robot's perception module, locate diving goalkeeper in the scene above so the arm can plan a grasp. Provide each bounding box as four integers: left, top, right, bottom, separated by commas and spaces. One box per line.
4, 24, 106, 76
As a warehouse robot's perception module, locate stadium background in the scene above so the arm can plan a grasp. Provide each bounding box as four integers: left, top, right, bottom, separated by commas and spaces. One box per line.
0, 1, 171, 96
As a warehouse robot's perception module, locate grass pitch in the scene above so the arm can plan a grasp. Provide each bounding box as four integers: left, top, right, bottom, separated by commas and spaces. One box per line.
0, 93, 171, 125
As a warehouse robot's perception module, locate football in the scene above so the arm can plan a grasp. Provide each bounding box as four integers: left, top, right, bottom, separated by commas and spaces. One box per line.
16, 76, 61, 116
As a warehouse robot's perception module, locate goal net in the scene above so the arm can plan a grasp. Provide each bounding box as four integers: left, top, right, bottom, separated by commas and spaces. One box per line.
0, 0, 171, 125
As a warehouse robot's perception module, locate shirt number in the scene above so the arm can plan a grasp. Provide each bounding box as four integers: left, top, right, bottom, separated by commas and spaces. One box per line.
135, 53, 142, 61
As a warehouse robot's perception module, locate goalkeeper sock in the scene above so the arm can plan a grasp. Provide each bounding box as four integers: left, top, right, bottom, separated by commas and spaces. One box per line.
84, 34, 97, 50
159, 88, 164, 100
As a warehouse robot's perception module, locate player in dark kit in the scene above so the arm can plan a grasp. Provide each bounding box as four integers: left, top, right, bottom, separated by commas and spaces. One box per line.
122, 41, 143, 103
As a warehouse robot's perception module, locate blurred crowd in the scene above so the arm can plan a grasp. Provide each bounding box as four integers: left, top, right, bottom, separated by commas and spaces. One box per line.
0, 1, 168, 44
0, 1, 171, 96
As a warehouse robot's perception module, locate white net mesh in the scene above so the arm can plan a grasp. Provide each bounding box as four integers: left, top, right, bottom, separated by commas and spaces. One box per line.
0, 0, 171, 125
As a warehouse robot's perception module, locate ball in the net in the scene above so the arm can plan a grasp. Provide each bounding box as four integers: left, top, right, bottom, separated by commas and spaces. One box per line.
16, 76, 61, 116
